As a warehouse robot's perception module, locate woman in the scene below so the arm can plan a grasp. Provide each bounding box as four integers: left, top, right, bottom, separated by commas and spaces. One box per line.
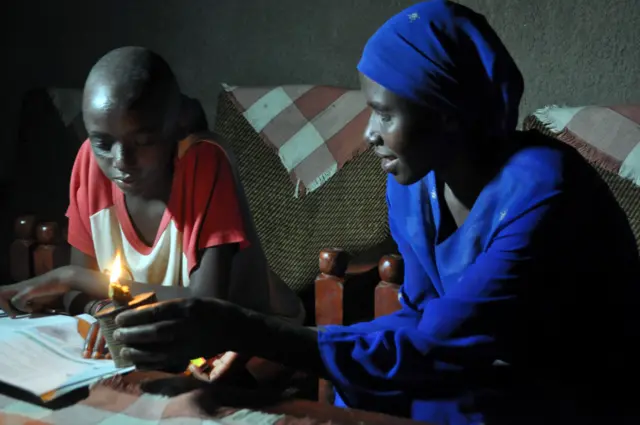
113, 2, 640, 424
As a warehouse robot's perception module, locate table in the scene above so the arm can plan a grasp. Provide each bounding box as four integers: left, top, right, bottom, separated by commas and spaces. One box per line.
0, 371, 428, 425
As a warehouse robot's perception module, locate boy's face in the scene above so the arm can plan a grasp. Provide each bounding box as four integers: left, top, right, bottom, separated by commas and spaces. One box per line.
84, 90, 180, 198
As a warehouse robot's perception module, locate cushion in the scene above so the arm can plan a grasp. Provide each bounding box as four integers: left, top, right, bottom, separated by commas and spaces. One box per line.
214, 91, 389, 295
524, 105, 640, 251
531, 105, 640, 185
223, 84, 369, 197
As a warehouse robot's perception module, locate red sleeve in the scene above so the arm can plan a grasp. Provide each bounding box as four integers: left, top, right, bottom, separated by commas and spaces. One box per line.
65, 140, 113, 258
66, 141, 97, 257
177, 141, 249, 273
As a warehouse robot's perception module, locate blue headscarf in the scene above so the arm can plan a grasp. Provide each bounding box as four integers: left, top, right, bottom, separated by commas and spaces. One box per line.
357, 0, 524, 137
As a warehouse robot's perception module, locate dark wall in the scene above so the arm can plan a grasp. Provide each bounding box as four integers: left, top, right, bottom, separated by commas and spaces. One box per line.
2, 0, 639, 278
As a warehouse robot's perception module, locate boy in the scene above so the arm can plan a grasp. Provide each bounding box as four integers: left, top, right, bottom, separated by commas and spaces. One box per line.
0, 46, 303, 379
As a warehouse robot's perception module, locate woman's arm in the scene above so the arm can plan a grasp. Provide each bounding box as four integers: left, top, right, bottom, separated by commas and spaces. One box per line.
228, 192, 566, 393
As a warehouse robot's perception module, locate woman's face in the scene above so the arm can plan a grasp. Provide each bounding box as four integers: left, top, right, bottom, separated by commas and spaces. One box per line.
360, 73, 458, 185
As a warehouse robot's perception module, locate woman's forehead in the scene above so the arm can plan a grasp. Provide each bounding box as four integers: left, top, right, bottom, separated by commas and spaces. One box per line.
361, 74, 397, 106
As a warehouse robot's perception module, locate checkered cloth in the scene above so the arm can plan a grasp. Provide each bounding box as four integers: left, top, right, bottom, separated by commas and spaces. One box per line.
223, 84, 370, 197
533, 105, 640, 185
0, 379, 322, 425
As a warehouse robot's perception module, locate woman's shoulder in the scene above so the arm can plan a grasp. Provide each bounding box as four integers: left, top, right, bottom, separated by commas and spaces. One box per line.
499, 130, 597, 194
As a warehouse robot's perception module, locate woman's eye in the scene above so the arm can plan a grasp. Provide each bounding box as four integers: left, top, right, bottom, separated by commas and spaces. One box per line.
379, 113, 392, 123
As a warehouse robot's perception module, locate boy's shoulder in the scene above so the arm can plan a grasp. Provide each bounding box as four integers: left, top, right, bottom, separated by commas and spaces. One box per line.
175, 134, 233, 181
177, 133, 228, 162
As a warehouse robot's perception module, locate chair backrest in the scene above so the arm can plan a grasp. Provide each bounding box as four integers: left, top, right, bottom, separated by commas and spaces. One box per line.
214, 91, 390, 294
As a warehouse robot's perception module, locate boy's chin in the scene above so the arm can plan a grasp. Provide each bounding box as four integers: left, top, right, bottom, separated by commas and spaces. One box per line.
113, 181, 147, 197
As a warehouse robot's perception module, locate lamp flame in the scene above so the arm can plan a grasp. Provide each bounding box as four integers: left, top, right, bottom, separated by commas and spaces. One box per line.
108, 253, 131, 304
110, 253, 122, 284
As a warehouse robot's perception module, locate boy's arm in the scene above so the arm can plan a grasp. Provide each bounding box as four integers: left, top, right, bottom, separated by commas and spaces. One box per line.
70, 247, 99, 270
63, 247, 100, 314
64, 248, 190, 305
62, 243, 238, 305
186, 244, 239, 299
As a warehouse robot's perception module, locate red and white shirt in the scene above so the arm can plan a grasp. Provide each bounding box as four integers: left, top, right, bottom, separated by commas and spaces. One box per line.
66, 136, 248, 287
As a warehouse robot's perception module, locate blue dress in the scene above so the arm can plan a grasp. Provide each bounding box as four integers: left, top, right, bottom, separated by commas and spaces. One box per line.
318, 135, 640, 425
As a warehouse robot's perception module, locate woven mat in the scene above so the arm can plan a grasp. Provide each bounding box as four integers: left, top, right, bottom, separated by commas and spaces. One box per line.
215, 92, 389, 293
524, 116, 640, 252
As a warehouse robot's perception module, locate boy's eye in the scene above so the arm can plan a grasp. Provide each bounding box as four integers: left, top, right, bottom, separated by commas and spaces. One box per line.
91, 138, 113, 151
134, 135, 159, 147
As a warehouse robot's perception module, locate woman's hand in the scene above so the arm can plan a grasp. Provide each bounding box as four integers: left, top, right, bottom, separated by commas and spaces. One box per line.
0, 267, 76, 316
114, 298, 248, 371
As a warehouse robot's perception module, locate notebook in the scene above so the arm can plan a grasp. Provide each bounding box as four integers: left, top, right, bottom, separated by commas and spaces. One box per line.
0, 312, 134, 401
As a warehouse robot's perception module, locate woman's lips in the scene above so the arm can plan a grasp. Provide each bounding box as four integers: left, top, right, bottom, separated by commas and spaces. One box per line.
374, 149, 399, 174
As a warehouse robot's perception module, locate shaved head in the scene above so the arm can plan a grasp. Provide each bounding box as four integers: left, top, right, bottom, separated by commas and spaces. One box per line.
83, 47, 183, 198
83, 46, 180, 118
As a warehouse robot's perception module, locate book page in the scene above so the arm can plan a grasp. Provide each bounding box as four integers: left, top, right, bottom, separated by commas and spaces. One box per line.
0, 314, 131, 398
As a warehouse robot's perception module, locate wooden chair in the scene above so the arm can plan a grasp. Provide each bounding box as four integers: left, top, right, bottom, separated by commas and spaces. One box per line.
9, 215, 69, 282
314, 245, 404, 403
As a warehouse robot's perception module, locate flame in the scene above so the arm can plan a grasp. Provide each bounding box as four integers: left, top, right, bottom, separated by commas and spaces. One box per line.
110, 253, 122, 284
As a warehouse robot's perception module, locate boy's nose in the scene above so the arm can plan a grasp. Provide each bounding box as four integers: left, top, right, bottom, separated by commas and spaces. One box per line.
112, 142, 137, 172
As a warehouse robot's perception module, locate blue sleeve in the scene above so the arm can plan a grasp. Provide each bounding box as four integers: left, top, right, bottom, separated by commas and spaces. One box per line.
318, 185, 563, 395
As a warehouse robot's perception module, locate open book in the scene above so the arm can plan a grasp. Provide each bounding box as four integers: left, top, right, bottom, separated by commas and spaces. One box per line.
0, 311, 134, 401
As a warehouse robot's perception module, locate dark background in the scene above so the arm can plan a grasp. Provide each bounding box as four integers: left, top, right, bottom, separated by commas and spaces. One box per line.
1, 0, 639, 279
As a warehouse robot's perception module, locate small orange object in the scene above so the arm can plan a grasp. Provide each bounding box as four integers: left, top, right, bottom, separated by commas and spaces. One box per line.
191, 357, 207, 368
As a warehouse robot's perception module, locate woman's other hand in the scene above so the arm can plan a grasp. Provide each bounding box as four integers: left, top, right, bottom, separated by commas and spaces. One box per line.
114, 298, 248, 372
0, 266, 76, 316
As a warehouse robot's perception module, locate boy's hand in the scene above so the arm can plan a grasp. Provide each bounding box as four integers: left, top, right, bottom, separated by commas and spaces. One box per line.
0, 268, 74, 316
188, 352, 250, 382
82, 322, 111, 360
114, 298, 249, 371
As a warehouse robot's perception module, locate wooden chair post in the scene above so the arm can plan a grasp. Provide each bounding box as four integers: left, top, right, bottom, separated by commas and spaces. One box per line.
314, 248, 350, 404
374, 254, 404, 318
33, 222, 69, 276
9, 215, 36, 282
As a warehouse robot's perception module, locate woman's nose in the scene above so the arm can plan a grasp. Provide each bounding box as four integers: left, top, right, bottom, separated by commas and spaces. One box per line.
364, 115, 382, 147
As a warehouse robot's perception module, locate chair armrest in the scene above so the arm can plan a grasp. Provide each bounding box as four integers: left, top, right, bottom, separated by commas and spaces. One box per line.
314, 241, 396, 405
10, 216, 71, 283
315, 238, 397, 327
